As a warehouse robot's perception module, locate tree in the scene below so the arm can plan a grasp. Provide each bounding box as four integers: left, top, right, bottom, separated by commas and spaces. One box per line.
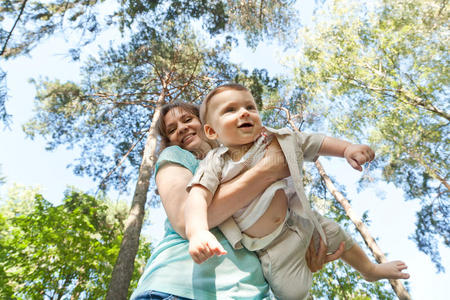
0, 0, 297, 128
0, 69, 10, 126
0, 184, 40, 299
0, 0, 109, 59
22, 0, 300, 291
122, 0, 298, 47
24, 17, 242, 297
1, 0, 298, 59
314, 160, 410, 299
0, 186, 151, 299
20, 1, 383, 297
289, 0, 449, 272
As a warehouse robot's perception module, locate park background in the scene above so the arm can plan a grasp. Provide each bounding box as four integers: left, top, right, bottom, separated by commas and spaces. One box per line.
1, 0, 448, 299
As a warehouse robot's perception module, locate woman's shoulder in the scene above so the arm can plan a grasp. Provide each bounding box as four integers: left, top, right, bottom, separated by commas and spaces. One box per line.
155, 146, 198, 175
159, 145, 193, 158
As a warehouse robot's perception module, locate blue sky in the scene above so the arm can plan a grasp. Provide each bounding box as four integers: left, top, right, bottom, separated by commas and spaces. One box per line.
1, 3, 449, 299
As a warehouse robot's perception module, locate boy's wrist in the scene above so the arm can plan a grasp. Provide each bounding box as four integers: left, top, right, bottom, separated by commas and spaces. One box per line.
319, 136, 352, 157
186, 226, 205, 240
343, 144, 352, 158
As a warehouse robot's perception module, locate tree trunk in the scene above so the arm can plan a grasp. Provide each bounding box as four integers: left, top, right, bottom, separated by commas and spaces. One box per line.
314, 160, 411, 300
106, 90, 165, 300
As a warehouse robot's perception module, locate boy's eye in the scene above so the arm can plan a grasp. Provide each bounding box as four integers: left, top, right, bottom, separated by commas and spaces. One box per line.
225, 107, 235, 113
247, 105, 256, 110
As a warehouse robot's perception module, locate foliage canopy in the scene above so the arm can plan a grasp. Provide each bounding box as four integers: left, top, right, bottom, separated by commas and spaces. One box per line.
290, 0, 449, 271
0, 186, 151, 299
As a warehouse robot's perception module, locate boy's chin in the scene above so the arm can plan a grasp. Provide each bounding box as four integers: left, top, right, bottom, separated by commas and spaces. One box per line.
242, 135, 259, 145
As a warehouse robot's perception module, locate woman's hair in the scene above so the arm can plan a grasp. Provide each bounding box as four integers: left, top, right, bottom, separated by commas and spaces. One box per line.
156, 102, 200, 149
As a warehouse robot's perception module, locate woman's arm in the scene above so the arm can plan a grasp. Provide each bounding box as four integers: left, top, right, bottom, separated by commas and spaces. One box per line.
156, 144, 342, 270
207, 139, 290, 228
156, 139, 290, 237
306, 237, 345, 272
156, 164, 194, 237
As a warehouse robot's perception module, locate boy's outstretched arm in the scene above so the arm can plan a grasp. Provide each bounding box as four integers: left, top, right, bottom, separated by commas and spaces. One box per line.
318, 136, 375, 171
185, 185, 227, 264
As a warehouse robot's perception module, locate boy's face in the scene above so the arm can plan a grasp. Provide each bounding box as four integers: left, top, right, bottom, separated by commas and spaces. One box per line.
204, 89, 262, 147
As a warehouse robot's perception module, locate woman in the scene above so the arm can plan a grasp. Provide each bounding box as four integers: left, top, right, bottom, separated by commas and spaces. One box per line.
131, 102, 342, 300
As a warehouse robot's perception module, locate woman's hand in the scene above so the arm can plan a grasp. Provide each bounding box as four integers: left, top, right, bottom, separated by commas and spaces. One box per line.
208, 138, 289, 228
260, 139, 290, 181
306, 237, 345, 272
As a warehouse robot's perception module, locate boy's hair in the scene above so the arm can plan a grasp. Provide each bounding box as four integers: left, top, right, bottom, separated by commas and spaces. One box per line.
200, 83, 249, 124
156, 102, 199, 148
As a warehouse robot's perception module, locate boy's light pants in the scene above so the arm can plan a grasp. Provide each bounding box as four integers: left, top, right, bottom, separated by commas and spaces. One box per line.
256, 210, 355, 300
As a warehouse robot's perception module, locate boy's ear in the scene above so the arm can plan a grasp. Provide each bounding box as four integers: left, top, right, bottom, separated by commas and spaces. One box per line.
204, 124, 218, 140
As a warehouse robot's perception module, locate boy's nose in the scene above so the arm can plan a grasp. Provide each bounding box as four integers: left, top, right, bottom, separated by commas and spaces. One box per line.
239, 108, 250, 117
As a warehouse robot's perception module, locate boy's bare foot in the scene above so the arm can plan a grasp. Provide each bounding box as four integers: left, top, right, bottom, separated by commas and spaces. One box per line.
363, 260, 410, 282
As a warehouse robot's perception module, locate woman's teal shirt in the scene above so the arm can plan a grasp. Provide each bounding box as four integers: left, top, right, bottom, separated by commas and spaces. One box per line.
131, 146, 270, 300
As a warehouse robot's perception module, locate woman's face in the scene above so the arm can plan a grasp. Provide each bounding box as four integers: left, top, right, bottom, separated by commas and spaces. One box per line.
164, 107, 210, 154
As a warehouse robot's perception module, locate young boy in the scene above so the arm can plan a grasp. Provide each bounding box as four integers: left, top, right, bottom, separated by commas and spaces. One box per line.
185, 83, 409, 300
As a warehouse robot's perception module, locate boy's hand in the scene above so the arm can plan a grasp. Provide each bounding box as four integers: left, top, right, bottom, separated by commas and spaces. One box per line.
188, 229, 227, 264
343, 144, 375, 171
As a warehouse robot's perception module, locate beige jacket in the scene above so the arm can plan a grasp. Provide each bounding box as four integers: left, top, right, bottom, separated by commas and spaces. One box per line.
218, 127, 327, 249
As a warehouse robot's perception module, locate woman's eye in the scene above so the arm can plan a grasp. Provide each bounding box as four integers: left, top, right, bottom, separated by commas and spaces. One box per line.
185, 117, 192, 122
167, 128, 175, 135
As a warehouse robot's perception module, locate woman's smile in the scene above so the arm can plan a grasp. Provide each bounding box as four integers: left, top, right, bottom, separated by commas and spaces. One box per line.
181, 132, 196, 146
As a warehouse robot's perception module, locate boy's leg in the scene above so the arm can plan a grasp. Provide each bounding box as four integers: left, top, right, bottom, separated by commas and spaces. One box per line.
312, 211, 355, 253
341, 245, 410, 281
314, 211, 410, 281
257, 213, 314, 300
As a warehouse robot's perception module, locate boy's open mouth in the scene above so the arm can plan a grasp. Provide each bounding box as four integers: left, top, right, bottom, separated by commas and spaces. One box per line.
238, 122, 253, 128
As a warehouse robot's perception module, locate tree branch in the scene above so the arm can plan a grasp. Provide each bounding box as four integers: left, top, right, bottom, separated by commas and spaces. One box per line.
334, 75, 450, 121
407, 150, 450, 191
167, 57, 201, 102
82, 92, 159, 107
358, 63, 449, 120
1, 0, 28, 57
97, 126, 148, 191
